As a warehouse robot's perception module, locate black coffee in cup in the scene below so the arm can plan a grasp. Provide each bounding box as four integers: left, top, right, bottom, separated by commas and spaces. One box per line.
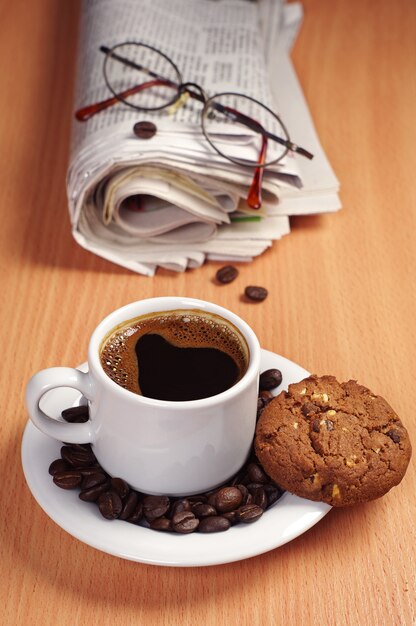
99, 309, 249, 401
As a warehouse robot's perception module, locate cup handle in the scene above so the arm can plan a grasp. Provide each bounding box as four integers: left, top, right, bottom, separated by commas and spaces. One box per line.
25, 367, 94, 444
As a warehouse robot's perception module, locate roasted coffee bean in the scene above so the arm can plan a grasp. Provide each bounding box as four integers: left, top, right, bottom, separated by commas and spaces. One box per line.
246, 481, 264, 490
249, 486, 268, 510
246, 462, 268, 484
192, 503, 217, 519
79, 480, 110, 502
257, 396, 265, 411
244, 285, 268, 302
172, 511, 199, 534
387, 429, 401, 443
60, 445, 96, 467
97, 491, 123, 519
222, 511, 238, 525
127, 501, 144, 524
53, 470, 82, 490
133, 120, 157, 139
73, 465, 103, 477
81, 471, 107, 491
263, 484, 283, 507
206, 491, 219, 507
235, 470, 251, 486
119, 491, 139, 520
48, 458, 68, 476
150, 517, 172, 531
198, 516, 230, 533
237, 503, 264, 523
215, 486, 243, 513
143, 495, 170, 521
236, 484, 250, 504
169, 498, 192, 518
259, 389, 274, 404
216, 265, 239, 284
111, 477, 130, 499
187, 494, 208, 504
259, 368, 283, 391
61, 405, 89, 423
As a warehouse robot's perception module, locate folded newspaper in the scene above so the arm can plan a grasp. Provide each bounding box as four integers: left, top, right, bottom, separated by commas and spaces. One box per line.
68, 0, 340, 275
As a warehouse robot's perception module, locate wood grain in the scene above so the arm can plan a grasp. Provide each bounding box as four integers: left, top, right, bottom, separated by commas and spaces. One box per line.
0, 0, 415, 624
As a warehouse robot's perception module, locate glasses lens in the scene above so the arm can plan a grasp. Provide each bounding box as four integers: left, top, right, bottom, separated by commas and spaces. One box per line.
201, 93, 290, 167
103, 42, 182, 111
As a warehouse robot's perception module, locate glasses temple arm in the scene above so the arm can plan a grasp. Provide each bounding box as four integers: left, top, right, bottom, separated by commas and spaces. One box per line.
247, 134, 268, 210
267, 132, 314, 160
75, 79, 175, 121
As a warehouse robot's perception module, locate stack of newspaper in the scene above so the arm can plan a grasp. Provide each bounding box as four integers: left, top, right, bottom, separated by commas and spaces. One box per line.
68, 0, 340, 275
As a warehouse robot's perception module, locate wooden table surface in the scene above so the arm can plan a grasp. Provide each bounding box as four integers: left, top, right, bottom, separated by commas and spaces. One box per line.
1, 0, 415, 624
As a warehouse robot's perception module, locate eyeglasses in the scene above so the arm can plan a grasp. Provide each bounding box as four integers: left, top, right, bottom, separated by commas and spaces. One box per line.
75, 41, 313, 210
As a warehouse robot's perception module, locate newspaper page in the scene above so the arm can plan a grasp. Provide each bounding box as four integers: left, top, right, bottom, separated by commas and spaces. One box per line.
68, 0, 340, 275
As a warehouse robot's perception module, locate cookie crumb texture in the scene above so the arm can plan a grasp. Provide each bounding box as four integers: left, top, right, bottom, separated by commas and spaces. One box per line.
255, 375, 412, 506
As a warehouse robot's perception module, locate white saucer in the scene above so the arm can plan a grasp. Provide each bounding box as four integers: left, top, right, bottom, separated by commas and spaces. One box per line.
21, 349, 331, 567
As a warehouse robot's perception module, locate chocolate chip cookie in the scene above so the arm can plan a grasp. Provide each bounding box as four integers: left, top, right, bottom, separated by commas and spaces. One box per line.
255, 375, 412, 507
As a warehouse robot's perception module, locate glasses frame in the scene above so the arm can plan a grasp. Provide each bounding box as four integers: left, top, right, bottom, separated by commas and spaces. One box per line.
75, 41, 313, 209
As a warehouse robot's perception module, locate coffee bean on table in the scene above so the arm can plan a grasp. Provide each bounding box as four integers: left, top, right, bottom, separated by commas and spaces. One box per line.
143, 495, 170, 521
171, 511, 199, 534
53, 470, 83, 490
198, 516, 231, 533
206, 491, 219, 508
259, 390, 274, 405
237, 504, 264, 523
169, 498, 192, 518
216, 265, 239, 284
97, 491, 123, 520
222, 511, 238, 525
133, 120, 157, 139
150, 517, 172, 531
48, 458, 68, 476
119, 491, 139, 520
236, 484, 250, 504
215, 486, 243, 513
249, 486, 268, 510
61, 405, 89, 423
81, 471, 108, 491
259, 368, 283, 391
264, 484, 283, 507
246, 462, 268, 484
244, 286, 268, 302
126, 501, 144, 525
79, 480, 110, 502
192, 503, 217, 519
110, 477, 130, 499
60, 445, 96, 467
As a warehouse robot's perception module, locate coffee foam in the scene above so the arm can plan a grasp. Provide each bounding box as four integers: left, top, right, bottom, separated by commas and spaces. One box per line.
100, 309, 249, 396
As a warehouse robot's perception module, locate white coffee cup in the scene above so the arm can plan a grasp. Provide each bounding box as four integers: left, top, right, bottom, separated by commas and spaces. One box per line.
25, 297, 261, 496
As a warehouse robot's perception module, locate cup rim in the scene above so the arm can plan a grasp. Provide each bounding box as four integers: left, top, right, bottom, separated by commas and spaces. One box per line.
88, 297, 261, 407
